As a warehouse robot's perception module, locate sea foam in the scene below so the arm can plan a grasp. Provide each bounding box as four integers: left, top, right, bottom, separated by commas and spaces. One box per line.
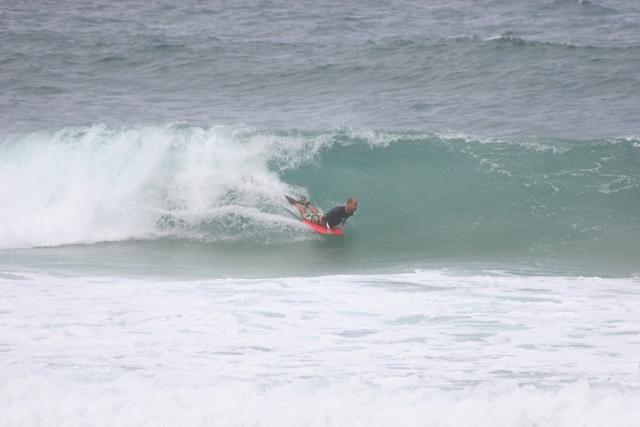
0, 125, 324, 248
2, 376, 638, 427
1, 270, 639, 426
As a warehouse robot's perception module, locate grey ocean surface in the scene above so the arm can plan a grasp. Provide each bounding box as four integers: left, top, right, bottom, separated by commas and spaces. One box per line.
2, 3, 640, 425
2, 0, 640, 137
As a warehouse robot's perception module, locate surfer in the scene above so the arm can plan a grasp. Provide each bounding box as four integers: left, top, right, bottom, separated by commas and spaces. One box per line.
294, 197, 358, 229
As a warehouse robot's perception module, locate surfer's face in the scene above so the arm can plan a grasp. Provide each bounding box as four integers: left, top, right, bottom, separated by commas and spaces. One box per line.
346, 200, 358, 214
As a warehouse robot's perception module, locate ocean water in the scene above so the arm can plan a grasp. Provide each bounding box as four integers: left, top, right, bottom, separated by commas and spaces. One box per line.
1, 0, 640, 425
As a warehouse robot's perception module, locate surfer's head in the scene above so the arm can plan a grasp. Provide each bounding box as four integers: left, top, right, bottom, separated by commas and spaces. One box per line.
346, 197, 358, 214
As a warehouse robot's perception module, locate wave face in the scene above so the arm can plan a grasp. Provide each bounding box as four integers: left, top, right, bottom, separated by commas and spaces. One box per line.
300, 131, 640, 270
1, 125, 639, 273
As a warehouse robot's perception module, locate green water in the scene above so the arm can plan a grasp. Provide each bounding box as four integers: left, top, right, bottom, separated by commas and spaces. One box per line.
2, 129, 638, 277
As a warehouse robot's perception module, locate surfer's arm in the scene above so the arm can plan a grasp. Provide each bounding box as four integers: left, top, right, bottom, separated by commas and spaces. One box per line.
328, 220, 346, 230
335, 216, 351, 229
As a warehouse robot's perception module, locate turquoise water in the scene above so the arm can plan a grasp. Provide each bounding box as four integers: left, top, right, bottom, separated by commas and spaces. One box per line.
2, 0, 638, 276
1, 126, 638, 276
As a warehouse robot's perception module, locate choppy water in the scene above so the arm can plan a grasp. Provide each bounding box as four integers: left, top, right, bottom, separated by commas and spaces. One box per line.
2, 0, 640, 137
1, 0, 640, 425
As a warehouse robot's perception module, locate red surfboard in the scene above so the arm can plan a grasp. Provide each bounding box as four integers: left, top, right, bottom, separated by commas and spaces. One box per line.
302, 219, 344, 236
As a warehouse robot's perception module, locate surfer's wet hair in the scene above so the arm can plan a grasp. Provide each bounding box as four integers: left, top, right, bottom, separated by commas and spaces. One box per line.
347, 197, 358, 205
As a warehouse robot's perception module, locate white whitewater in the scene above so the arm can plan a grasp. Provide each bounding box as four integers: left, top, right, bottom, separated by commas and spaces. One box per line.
1, 270, 639, 426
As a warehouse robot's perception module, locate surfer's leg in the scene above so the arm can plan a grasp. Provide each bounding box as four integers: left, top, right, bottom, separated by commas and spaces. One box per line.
294, 200, 324, 225
307, 213, 321, 224
294, 202, 306, 218
307, 210, 325, 225
307, 203, 321, 216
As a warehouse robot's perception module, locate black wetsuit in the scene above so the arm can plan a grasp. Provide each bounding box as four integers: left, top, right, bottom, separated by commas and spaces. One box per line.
324, 206, 353, 228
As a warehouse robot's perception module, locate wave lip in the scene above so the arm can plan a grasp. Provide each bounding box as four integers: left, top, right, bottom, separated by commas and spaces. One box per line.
0, 124, 326, 248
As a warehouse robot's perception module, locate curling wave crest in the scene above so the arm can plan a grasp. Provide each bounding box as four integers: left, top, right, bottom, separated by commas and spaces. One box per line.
1, 125, 638, 275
